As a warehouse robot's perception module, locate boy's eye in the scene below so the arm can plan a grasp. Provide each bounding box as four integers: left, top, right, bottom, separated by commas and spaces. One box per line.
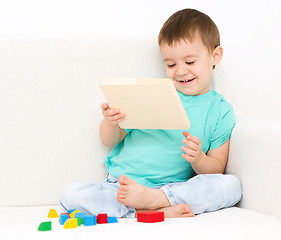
186, 61, 195, 65
167, 64, 176, 68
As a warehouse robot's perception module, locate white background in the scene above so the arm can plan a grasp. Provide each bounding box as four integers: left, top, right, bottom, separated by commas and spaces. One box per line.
0, 0, 281, 206
1, 0, 281, 119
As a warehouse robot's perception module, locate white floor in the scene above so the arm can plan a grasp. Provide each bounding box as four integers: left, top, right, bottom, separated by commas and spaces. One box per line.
1, 206, 281, 240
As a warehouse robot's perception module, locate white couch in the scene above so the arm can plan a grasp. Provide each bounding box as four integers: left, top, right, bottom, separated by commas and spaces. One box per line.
1, 36, 281, 240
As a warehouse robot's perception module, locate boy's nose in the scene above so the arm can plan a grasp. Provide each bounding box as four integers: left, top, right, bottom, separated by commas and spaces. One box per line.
176, 65, 189, 77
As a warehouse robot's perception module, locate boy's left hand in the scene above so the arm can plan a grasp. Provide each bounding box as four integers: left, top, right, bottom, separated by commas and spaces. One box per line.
181, 132, 203, 164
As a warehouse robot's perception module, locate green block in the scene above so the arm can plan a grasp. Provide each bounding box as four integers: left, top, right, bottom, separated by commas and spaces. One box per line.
38, 221, 52, 231
77, 217, 82, 226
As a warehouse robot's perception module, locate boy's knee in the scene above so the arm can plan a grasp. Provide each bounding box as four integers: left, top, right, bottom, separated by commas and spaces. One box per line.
223, 174, 243, 203
60, 183, 82, 210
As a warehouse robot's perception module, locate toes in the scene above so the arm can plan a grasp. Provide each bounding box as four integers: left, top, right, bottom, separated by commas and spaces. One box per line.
118, 175, 128, 185
182, 204, 191, 213
118, 175, 133, 185
118, 185, 128, 192
116, 191, 126, 202
183, 212, 195, 217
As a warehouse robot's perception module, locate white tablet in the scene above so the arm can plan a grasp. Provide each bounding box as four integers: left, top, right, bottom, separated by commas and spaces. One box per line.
99, 78, 190, 130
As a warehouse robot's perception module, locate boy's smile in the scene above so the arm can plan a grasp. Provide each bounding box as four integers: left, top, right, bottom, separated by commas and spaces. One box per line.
160, 35, 222, 96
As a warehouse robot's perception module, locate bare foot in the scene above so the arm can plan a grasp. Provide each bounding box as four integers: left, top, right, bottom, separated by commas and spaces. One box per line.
136, 204, 195, 218
117, 175, 170, 210
159, 204, 195, 218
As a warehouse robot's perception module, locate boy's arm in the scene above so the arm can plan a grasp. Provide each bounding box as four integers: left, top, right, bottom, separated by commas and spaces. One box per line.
99, 103, 127, 147
181, 132, 229, 174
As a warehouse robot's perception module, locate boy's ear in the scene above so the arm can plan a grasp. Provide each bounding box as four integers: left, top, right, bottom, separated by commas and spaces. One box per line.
212, 46, 223, 65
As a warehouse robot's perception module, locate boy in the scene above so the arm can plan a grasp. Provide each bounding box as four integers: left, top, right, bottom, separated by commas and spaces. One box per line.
60, 9, 242, 218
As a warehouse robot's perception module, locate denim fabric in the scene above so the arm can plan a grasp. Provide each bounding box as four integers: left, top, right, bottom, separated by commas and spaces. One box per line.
60, 174, 135, 218
160, 174, 242, 214
60, 173, 242, 218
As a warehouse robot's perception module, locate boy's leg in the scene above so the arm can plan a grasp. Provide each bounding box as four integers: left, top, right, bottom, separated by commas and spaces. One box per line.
60, 175, 135, 218
161, 174, 242, 214
117, 174, 242, 215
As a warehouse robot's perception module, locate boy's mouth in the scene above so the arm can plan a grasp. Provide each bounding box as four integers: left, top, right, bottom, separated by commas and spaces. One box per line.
177, 78, 196, 84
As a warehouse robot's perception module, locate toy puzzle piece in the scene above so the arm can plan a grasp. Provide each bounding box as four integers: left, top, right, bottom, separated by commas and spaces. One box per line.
47, 209, 59, 218
75, 212, 86, 224
84, 215, 97, 226
76, 217, 82, 226
70, 209, 82, 218
97, 213, 108, 224
107, 216, 118, 223
64, 218, 78, 229
38, 221, 52, 231
137, 211, 164, 223
60, 213, 70, 225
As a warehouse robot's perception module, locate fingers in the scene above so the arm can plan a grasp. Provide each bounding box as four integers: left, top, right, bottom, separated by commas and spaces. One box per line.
101, 103, 126, 125
182, 132, 200, 145
182, 138, 198, 151
182, 132, 202, 163
101, 103, 109, 110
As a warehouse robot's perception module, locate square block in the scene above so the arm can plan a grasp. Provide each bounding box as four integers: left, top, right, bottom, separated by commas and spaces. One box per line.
84, 215, 97, 226
97, 214, 108, 224
137, 211, 164, 223
60, 213, 70, 225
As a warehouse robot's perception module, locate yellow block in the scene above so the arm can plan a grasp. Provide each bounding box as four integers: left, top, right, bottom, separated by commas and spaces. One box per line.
64, 218, 78, 229
47, 209, 59, 218
70, 210, 82, 218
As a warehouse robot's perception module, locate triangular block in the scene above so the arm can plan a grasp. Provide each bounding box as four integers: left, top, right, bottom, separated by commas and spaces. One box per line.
47, 209, 59, 218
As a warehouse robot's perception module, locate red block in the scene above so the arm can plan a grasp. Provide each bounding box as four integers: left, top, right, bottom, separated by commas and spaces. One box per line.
97, 214, 108, 224
137, 211, 164, 223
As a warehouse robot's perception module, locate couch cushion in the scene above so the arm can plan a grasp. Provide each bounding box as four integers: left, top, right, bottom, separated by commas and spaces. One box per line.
1, 206, 281, 240
226, 117, 281, 220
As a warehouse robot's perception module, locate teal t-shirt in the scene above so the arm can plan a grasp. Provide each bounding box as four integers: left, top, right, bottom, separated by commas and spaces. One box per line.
104, 90, 236, 187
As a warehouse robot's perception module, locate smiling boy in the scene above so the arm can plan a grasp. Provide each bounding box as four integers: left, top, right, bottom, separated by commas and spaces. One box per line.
115, 9, 242, 217
60, 9, 242, 218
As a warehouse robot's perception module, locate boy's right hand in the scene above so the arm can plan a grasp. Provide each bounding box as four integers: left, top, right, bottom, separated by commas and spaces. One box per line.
101, 103, 126, 127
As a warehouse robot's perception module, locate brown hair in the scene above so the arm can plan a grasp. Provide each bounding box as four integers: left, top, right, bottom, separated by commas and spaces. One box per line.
158, 9, 220, 53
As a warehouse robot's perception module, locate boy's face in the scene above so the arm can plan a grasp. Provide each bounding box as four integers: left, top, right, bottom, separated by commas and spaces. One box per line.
160, 35, 222, 96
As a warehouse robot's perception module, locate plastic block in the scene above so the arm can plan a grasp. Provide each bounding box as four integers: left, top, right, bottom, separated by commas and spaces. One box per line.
76, 217, 82, 226
64, 218, 78, 229
75, 212, 86, 224
70, 209, 82, 218
75, 212, 86, 218
60, 213, 70, 225
97, 214, 108, 224
47, 209, 59, 218
107, 217, 118, 223
137, 211, 164, 223
38, 221, 52, 231
84, 215, 97, 226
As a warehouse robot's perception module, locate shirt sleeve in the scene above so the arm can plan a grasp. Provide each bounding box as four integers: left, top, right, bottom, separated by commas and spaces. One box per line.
209, 103, 236, 150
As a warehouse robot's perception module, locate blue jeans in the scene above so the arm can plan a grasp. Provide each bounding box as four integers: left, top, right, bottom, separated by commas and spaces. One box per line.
60, 173, 242, 218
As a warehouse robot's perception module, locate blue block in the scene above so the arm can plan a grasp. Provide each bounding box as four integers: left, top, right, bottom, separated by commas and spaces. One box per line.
107, 217, 118, 223
59, 214, 70, 225
84, 215, 97, 226
75, 212, 86, 218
